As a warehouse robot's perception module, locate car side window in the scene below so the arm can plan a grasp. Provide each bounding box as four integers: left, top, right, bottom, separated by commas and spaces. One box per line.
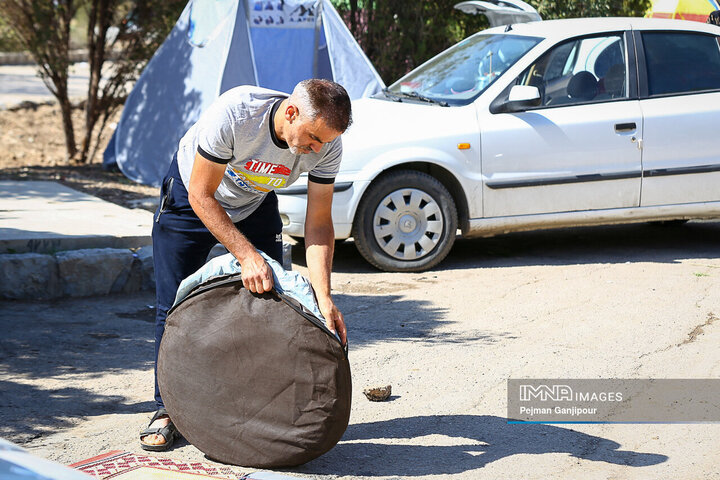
642, 32, 720, 96
516, 34, 627, 107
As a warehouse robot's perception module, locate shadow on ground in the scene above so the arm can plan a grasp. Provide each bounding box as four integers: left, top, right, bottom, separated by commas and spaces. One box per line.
0, 292, 157, 443
0, 380, 153, 444
297, 415, 667, 476
313, 221, 720, 273
3, 221, 712, 459
333, 293, 516, 349
0, 288, 468, 443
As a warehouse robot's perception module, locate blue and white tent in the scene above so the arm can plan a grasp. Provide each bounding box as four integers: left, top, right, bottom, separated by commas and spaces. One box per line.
104, 0, 384, 186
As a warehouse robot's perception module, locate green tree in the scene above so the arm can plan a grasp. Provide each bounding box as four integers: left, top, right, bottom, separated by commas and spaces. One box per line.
331, 0, 652, 83
1, 1, 79, 158
0, 14, 24, 51
532, 0, 652, 19
81, 1, 185, 163
0, 1, 185, 163
332, 1, 488, 84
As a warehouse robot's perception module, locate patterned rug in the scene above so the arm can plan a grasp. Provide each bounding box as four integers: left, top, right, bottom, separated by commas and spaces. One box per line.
69, 450, 247, 479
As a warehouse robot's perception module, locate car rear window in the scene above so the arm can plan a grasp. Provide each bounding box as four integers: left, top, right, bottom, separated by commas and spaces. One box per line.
642, 31, 720, 96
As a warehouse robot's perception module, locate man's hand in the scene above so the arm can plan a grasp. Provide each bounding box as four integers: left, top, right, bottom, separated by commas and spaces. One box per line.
187, 152, 274, 294
304, 180, 346, 345
239, 249, 274, 294
318, 296, 347, 346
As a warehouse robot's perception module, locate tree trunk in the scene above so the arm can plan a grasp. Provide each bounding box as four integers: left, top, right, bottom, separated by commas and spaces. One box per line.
54, 1, 77, 161
57, 91, 77, 160
349, 0, 357, 34
79, 0, 112, 164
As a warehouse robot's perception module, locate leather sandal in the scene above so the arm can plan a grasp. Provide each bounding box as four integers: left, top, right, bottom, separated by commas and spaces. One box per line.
140, 408, 178, 451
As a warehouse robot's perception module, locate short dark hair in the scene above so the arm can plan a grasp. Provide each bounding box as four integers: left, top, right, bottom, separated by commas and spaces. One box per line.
708, 10, 720, 26
292, 79, 353, 132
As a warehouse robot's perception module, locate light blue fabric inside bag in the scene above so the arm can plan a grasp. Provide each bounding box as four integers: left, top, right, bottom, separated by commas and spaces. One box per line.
174, 251, 326, 323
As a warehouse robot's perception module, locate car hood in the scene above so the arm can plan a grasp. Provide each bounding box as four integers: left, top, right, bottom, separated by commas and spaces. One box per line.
340, 97, 475, 173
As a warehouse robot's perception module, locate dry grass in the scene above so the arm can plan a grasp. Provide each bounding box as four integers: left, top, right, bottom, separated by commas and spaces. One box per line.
0, 102, 158, 207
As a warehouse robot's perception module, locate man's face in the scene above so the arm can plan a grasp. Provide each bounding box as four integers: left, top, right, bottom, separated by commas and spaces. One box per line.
285, 112, 341, 155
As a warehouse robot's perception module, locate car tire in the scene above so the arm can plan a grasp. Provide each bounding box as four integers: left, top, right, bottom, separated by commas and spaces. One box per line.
353, 170, 458, 272
649, 219, 689, 227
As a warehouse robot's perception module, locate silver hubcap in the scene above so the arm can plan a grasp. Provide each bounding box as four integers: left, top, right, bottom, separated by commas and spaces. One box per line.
372, 188, 444, 260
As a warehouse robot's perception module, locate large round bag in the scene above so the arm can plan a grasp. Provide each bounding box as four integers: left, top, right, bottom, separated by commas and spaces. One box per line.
158, 274, 351, 467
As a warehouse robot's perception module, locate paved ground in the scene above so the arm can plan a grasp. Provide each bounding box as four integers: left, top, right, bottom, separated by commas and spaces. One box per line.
2, 220, 719, 479
0, 64, 91, 108
0, 180, 153, 254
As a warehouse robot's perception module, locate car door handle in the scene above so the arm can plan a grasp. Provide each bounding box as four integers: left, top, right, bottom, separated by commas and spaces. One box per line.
615, 122, 636, 133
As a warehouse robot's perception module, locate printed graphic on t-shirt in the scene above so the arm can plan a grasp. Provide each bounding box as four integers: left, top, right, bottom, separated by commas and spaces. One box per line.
226, 168, 261, 193
244, 159, 291, 176
226, 158, 290, 193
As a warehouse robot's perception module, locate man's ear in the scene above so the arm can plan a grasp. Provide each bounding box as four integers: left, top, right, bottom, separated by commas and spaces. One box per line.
285, 103, 299, 123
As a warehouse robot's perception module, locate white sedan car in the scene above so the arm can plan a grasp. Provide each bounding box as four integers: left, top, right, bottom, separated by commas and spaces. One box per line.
278, 17, 720, 271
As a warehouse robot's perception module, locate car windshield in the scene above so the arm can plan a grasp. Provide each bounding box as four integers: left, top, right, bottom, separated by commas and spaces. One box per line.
385, 33, 542, 106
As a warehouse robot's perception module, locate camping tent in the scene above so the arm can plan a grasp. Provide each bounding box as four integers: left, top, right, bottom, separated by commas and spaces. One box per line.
104, 0, 385, 187
646, 0, 720, 22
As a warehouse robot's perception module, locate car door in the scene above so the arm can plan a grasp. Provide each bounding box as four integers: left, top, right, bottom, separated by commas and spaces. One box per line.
480, 31, 644, 218
635, 29, 720, 207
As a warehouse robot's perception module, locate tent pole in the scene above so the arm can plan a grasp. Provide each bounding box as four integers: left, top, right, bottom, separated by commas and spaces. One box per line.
313, 0, 323, 78
243, 0, 259, 86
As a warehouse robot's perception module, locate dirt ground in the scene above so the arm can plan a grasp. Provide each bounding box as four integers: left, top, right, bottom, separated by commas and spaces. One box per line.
0, 102, 158, 208
2, 221, 720, 478
3, 99, 720, 478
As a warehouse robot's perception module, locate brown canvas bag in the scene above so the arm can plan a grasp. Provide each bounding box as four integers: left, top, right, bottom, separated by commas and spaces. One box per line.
158, 274, 351, 467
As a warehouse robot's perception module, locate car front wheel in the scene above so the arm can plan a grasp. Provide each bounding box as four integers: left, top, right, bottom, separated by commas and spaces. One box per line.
353, 170, 458, 272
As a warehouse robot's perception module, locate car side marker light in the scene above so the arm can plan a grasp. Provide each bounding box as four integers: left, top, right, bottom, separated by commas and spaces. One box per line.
457, 143, 471, 150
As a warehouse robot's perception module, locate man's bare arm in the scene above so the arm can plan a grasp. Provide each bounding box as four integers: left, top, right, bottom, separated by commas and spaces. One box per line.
305, 180, 347, 345
187, 152, 273, 293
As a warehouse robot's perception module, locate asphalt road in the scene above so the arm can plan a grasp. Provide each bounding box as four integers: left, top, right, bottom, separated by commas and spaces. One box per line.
1, 220, 719, 479
0, 64, 92, 108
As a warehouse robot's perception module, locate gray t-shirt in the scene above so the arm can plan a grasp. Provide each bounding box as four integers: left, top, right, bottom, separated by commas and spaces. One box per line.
177, 86, 342, 221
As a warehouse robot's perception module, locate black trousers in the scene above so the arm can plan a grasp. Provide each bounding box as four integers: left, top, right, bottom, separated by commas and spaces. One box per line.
151, 155, 283, 408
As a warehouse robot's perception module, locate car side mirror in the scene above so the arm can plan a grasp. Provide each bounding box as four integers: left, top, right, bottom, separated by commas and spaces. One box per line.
493, 85, 541, 113
506, 85, 541, 111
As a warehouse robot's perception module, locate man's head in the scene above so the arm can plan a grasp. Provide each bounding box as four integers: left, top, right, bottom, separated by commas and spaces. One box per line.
281, 79, 352, 155
708, 10, 720, 26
